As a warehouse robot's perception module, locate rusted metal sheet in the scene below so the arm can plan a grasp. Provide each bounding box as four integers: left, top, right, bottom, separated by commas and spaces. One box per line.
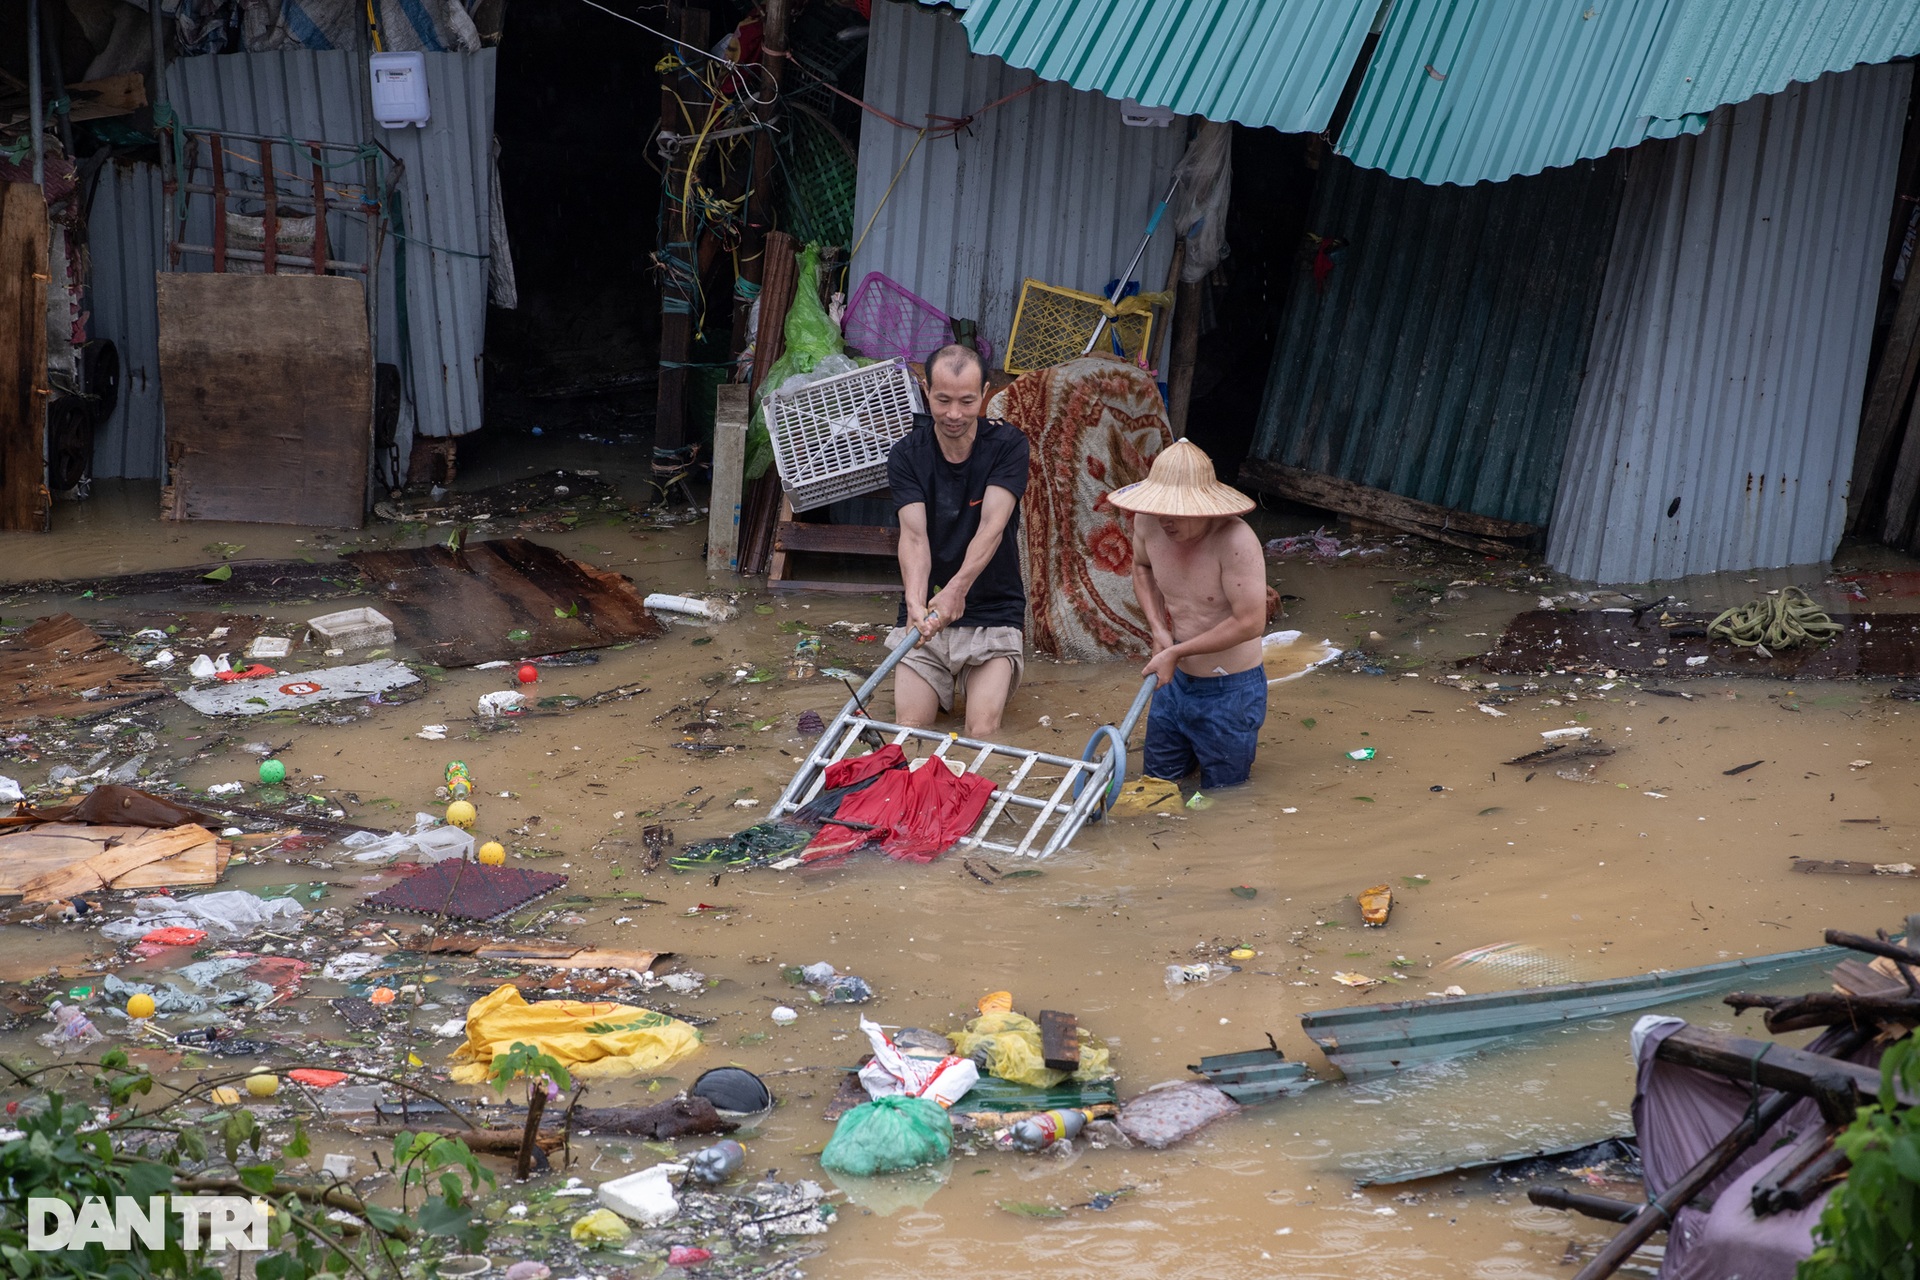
344, 538, 665, 667
1480, 609, 1920, 680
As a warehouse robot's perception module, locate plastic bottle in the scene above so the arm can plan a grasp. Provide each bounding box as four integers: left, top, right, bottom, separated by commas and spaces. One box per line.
1164, 962, 1238, 985
1008, 1108, 1087, 1152
445, 761, 474, 799
39, 1002, 102, 1049
686, 1139, 745, 1185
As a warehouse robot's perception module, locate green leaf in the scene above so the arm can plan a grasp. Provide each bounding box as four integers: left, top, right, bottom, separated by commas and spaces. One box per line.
1354, 796, 1374, 803
284, 1116, 310, 1159
202, 564, 233, 582
1402, 875, 1430, 888
691, 636, 713, 646
362, 1203, 407, 1234
238, 1163, 277, 1195
1300, 717, 1316, 729
1230, 885, 1257, 899
1478, 807, 1504, 816
507, 628, 531, 643
998, 1201, 1066, 1219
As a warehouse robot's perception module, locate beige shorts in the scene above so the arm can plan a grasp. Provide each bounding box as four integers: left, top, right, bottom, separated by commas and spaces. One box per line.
887, 625, 1025, 712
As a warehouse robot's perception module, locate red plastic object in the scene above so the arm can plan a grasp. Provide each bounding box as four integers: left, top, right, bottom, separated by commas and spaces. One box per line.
142, 927, 208, 946
287, 1068, 348, 1088
667, 1247, 711, 1266
215, 664, 276, 682
517, 663, 539, 684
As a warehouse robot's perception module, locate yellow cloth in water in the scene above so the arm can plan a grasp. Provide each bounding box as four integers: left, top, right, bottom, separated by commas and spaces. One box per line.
569, 1208, 631, 1245
448, 984, 702, 1084
948, 1011, 1112, 1089
1109, 775, 1183, 817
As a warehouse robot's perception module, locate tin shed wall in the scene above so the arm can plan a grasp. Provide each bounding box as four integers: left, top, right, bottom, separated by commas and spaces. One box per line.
87, 163, 166, 480
1247, 154, 1626, 528
849, 1, 1190, 359
1547, 62, 1912, 585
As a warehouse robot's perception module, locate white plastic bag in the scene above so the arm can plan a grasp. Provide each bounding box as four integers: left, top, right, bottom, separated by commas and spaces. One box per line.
854, 1018, 978, 1108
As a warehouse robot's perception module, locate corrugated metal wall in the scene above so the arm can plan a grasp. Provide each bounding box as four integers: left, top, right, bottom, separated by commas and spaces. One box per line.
849, 1, 1190, 358
88, 163, 165, 480
1247, 154, 1626, 528
83, 50, 494, 481
1547, 62, 1912, 585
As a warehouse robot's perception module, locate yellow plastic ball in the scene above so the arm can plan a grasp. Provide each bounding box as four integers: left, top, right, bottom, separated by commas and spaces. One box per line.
446, 800, 477, 830
245, 1073, 280, 1098
477, 841, 506, 866
125, 993, 156, 1020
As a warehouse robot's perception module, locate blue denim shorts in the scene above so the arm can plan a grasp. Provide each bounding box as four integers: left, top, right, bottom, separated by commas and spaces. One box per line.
1142, 666, 1268, 789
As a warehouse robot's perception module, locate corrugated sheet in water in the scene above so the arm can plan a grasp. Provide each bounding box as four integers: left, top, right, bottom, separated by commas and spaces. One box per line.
1547, 63, 1912, 585
849, 2, 1189, 358
1248, 154, 1625, 528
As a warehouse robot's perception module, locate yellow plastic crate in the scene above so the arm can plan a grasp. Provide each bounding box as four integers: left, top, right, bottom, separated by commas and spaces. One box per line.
1004, 279, 1156, 374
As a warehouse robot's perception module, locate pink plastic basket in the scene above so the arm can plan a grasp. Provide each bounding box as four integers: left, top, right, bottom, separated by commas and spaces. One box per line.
841, 271, 993, 367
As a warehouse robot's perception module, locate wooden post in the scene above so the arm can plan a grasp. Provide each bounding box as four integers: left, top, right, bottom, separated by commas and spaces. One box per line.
0, 184, 51, 533
731, 0, 789, 358
1853, 253, 1920, 534
707, 384, 749, 573
654, 5, 710, 451
1167, 263, 1202, 436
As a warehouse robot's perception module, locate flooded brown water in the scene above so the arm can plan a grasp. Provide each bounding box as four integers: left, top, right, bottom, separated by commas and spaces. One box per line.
3, 464, 1917, 1279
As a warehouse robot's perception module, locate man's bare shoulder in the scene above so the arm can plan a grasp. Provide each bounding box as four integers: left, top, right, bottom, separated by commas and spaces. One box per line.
1204, 516, 1263, 560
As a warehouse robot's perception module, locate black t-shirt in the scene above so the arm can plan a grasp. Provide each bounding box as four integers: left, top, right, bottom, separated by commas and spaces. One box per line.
887, 416, 1030, 630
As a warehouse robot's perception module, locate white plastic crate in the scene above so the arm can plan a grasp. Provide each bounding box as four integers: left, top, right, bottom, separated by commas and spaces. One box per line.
765, 359, 921, 512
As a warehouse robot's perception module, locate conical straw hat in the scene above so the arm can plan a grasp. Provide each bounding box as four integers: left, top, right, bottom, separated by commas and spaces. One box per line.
1106, 439, 1254, 517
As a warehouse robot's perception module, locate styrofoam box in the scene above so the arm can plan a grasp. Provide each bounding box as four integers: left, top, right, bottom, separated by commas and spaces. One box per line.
307, 607, 395, 649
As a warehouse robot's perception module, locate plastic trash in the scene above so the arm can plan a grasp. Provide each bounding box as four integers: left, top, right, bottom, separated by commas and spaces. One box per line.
447, 984, 702, 1084
1008, 1107, 1089, 1153
320, 1153, 356, 1178
478, 690, 528, 717
667, 1247, 713, 1266
690, 1066, 774, 1118
687, 1139, 745, 1185
141, 927, 206, 947
1346, 748, 1377, 761
596, 1165, 684, 1225
1165, 963, 1237, 987
38, 1002, 103, 1050
503, 1265, 550, 1280
189, 654, 219, 680
0, 775, 21, 804
643, 593, 739, 622
99, 891, 306, 942
855, 1017, 980, 1105
570, 1206, 634, 1243
322, 952, 383, 981
820, 1095, 953, 1176
771, 1006, 799, 1024
145, 650, 175, 669
799, 962, 875, 1004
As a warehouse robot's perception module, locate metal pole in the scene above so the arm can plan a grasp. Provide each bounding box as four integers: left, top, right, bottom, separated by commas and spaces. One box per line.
38, 0, 73, 160
1081, 174, 1180, 356
27, 0, 46, 185
151, 0, 170, 192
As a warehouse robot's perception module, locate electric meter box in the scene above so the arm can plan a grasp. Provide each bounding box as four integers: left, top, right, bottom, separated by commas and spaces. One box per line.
370, 52, 430, 129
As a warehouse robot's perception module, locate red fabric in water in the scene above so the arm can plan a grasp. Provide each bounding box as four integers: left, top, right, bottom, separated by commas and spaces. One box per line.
803, 750, 994, 863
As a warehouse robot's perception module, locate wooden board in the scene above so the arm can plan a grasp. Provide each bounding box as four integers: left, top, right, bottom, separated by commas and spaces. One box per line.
1238, 458, 1537, 553
1038, 1009, 1080, 1072
707, 385, 750, 573
1791, 858, 1918, 878
0, 613, 165, 729
0, 823, 224, 903
1, 182, 49, 533
157, 273, 371, 528
344, 537, 666, 667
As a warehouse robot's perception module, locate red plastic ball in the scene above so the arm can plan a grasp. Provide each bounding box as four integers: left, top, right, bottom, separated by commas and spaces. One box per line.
517, 663, 539, 684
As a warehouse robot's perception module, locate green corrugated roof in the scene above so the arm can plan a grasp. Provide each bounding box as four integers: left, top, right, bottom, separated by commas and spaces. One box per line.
960, 0, 1384, 134
1643, 0, 1920, 123
1337, 0, 1695, 186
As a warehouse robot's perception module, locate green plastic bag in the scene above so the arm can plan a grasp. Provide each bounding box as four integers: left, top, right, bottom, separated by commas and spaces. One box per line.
745, 243, 845, 481
819, 1094, 952, 1176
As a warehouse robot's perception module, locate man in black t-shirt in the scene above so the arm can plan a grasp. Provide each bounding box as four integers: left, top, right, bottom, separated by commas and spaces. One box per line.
885, 343, 1030, 737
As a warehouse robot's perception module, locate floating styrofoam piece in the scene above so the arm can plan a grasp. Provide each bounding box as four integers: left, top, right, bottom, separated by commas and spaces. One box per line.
598, 1164, 686, 1225
644, 593, 738, 622
1540, 727, 1591, 742
176, 660, 418, 716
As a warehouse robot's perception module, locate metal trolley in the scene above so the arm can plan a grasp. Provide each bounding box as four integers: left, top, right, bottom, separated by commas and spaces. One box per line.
771, 633, 1157, 859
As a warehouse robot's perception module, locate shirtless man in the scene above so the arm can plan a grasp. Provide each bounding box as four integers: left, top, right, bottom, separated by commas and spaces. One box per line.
1108, 439, 1270, 789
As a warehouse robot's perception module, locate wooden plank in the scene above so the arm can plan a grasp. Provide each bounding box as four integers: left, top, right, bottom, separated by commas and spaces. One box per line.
767, 577, 905, 595
1238, 457, 1538, 541
343, 538, 665, 667
773, 522, 901, 556
0, 182, 49, 532
766, 494, 797, 584
0, 613, 164, 729
1655, 1025, 1914, 1109
708, 384, 749, 573
0, 823, 220, 903
1791, 858, 1918, 877
1850, 199, 1920, 532
1038, 1009, 1080, 1072
157, 273, 371, 527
